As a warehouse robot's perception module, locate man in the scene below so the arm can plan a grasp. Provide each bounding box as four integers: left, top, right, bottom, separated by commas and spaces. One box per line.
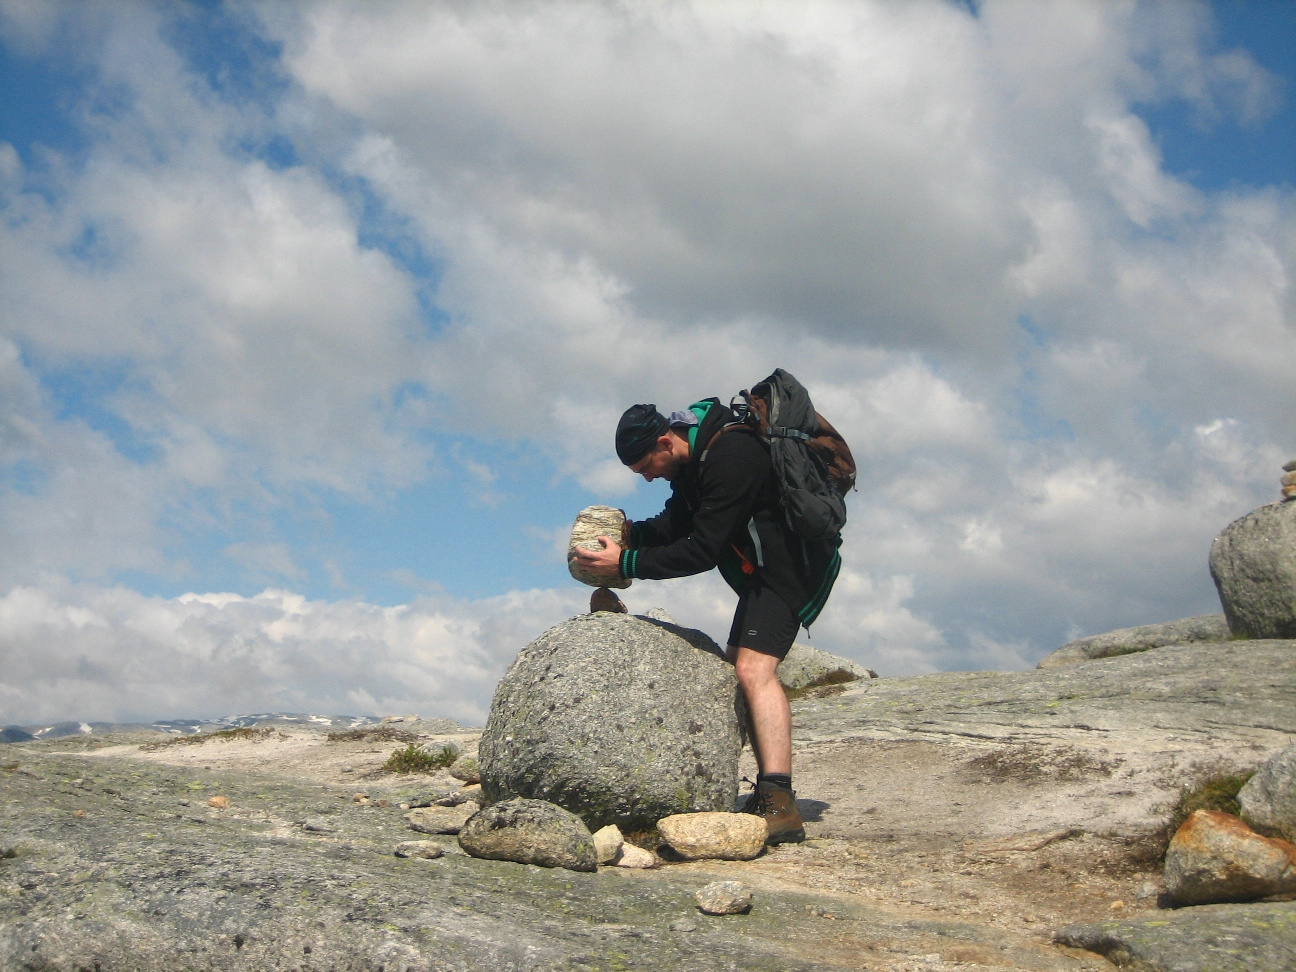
574, 399, 842, 844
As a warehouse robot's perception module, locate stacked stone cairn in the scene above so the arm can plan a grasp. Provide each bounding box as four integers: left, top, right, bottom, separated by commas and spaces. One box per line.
1284, 457, 1296, 501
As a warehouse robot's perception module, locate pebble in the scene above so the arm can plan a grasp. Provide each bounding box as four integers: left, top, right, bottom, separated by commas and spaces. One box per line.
394, 840, 444, 859
207, 795, 230, 808
694, 881, 752, 915
302, 818, 336, 833
352, 793, 369, 803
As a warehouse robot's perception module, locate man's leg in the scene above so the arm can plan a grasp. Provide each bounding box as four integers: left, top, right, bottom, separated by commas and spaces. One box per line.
725, 644, 791, 776
728, 643, 803, 843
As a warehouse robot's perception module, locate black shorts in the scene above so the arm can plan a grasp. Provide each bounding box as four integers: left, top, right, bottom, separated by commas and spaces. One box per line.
727, 583, 800, 659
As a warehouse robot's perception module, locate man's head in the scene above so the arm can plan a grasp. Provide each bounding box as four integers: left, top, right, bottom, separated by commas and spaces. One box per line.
616, 404, 690, 482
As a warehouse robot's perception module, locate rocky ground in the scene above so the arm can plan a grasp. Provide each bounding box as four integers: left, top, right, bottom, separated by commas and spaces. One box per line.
2, 638, 1294, 971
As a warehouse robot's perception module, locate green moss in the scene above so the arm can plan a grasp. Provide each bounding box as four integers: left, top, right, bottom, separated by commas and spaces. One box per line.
139, 727, 283, 751
785, 668, 860, 701
1166, 771, 1256, 841
326, 726, 419, 743
381, 743, 459, 775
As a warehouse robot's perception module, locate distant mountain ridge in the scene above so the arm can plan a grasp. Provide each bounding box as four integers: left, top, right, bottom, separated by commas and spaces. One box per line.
0, 712, 381, 743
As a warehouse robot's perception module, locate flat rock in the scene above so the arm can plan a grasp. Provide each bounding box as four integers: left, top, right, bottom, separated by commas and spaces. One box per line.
393, 840, 444, 859
658, 812, 766, 861
786, 639, 1296, 843
1164, 810, 1296, 905
1036, 614, 1229, 668
695, 881, 752, 915
457, 797, 597, 872
405, 802, 478, 835
1056, 901, 1296, 972
777, 643, 871, 690
479, 613, 744, 830
1210, 500, 1296, 639
1240, 742, 1296, 842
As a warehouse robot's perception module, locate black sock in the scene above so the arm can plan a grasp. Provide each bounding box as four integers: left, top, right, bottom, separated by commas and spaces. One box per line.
759, 772, 792, 791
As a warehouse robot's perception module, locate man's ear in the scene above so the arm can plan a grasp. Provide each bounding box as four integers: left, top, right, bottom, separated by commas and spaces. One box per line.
656, 434, 674, 453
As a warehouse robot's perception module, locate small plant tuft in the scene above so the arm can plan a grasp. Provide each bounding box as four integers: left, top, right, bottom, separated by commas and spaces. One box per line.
1167, 771, 1255, 838
382, 743, 458, 775
139, 727, 283, 751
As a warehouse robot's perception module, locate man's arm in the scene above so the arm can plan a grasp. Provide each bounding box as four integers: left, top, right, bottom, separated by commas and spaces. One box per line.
619, 433, 767, 581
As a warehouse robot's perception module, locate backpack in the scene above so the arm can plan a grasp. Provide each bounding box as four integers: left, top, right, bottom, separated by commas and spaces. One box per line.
706, 369, 856, 543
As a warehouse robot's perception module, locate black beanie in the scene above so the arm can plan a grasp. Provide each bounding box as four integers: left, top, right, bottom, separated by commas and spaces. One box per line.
616, 404, 669, 466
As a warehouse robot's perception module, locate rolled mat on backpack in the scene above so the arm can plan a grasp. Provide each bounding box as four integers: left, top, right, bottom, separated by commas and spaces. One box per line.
568, 505, 632, 589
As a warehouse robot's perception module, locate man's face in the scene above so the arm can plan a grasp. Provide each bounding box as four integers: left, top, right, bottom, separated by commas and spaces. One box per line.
630, 436, 686, 483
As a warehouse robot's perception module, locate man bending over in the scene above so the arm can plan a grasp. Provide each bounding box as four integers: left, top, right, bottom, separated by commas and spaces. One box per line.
575, 399, 842, 844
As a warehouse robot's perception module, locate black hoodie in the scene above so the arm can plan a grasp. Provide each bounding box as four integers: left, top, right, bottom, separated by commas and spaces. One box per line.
618, 398, 840, 627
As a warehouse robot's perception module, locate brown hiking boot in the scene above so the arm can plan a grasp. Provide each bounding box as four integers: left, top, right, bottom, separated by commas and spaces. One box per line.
740, 780, 805, 844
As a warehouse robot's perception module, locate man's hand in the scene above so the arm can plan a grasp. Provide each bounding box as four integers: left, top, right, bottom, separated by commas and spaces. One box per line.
573, 535, 623, 578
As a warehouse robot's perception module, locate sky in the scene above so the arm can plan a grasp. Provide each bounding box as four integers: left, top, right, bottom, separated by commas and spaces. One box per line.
1, 0, 1293, 727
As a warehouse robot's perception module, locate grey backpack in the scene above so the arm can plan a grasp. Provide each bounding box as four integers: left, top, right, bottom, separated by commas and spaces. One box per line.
707, 369, 855, 543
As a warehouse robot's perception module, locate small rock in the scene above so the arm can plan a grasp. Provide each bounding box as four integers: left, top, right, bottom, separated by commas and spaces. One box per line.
590, 587, 628, 614
1239, 742, 1296, 842
352, 792, 369, 803
302, 818, 335, 833
614, 843, 658, 869
1164, 809, 1296, 905
592, 824, 624, 865
694, 881, 752, 915
641, 607, 677, 623
375, 798, 389, 808
74, 809, 84, 818
394, 840, 444, 859
448, 755, 480, 784
658, 812, 766, 861
457, 798, 597, 872
1135, 881, 1159, 900
405, 803, 479, 835
207, 795, 230, 809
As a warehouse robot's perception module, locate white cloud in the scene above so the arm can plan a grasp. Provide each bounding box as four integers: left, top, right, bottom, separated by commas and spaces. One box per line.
0, 582, 588, 726
0, 0, 1293, 723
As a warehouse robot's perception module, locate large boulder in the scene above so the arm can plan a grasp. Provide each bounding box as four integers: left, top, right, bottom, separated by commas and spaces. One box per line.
479, 614, 745, 831
1210, 501, 1296, 639
777, 643, 873, 689
1036, 614, 1229, 669
1240, 743, 1296, 842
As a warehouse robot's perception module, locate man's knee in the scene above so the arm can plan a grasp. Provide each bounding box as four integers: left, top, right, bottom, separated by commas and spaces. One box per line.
731, 647, 781, 690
